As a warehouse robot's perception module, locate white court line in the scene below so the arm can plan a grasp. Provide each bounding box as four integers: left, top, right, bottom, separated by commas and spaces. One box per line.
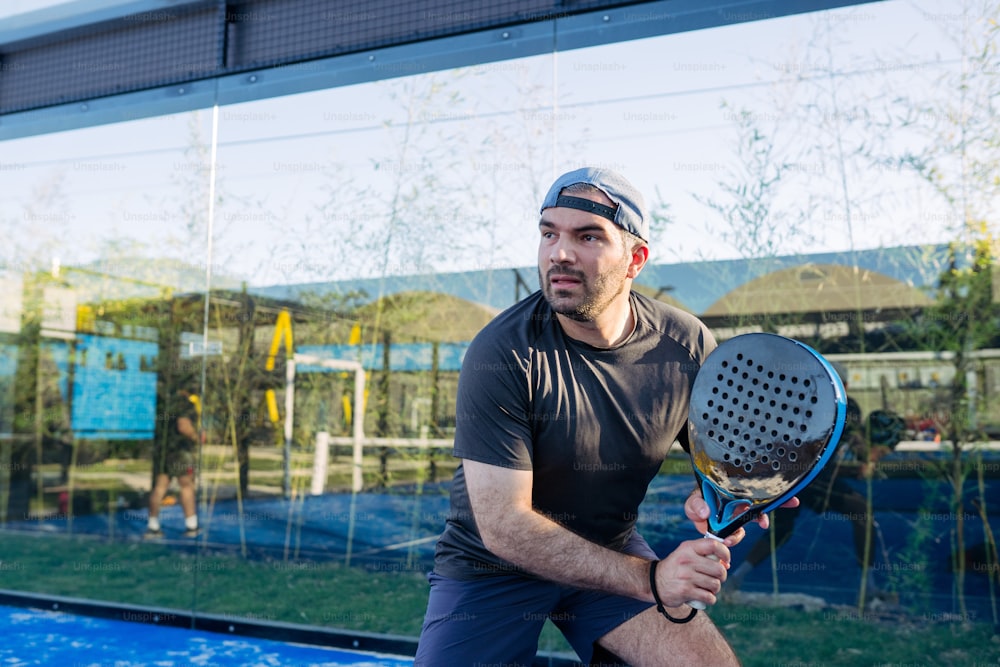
352, 535, 439, 557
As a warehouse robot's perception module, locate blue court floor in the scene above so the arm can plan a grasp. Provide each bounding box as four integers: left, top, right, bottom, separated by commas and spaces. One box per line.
1, 604, 414, 667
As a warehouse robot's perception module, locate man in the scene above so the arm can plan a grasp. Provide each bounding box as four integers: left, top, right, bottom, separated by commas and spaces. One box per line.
145, 385, 200, 538
416, 167, 784, 665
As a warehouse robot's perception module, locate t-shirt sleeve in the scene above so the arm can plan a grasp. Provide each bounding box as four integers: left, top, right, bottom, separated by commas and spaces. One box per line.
452, 336, 534, 470
674, 319, 718, 456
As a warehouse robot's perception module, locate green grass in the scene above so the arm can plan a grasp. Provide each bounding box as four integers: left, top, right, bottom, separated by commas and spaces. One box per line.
1, 531, 997, 665
712, 601, 1000, 667
0, 532, 429, 634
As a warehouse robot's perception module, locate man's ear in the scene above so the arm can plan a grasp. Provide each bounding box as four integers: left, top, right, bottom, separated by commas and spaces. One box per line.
627, 245, 649, 279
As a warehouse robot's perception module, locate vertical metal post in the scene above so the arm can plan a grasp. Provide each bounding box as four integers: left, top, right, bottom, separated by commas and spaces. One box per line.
283, 358, 295, 498
352, 365, 366, 493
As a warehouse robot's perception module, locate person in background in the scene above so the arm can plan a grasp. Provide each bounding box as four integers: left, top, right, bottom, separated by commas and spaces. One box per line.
145, 385, 201, 538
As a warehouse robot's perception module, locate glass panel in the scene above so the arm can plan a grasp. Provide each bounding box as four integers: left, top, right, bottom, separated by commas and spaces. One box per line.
1, 1, 998, 663
0, 110, 214, 611
0, 1, 75, 20
197, 52, 563, 639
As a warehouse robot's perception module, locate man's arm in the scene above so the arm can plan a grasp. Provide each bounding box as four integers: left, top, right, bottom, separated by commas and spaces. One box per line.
463, 458, 730, 608
175, 416, 199, 442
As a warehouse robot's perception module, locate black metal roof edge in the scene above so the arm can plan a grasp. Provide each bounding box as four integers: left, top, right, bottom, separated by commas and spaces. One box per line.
0, 1, 888, 125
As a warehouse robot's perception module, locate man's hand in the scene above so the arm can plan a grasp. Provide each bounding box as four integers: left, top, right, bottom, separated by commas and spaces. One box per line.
684, 488, 800, 547
653, 537, 730, 608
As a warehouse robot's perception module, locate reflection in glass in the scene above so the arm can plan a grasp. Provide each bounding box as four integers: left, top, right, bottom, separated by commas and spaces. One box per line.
0, 2, 997, 659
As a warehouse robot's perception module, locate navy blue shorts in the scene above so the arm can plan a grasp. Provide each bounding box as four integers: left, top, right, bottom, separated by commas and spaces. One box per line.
415, 533, 656, 666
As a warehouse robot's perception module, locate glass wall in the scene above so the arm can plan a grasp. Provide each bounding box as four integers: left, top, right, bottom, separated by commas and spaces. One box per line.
1, 0, 998, 662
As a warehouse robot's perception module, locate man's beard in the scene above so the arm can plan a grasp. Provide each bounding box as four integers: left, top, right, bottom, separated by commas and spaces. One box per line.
539, 263, 627, 322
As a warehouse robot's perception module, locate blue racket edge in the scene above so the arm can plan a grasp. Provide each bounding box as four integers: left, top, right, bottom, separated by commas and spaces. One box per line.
698, 345, 847, 538
687, 415, 845, 609
684, 337, 847, 610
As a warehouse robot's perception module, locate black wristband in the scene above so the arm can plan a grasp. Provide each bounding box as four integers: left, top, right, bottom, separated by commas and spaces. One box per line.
648, 560, 698, 624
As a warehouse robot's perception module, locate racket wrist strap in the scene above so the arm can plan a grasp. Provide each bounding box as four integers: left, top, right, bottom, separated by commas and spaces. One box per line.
648, 560, 698, 624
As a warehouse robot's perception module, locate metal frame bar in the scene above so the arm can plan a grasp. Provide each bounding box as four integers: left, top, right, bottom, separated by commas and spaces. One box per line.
0, 0, 884, 140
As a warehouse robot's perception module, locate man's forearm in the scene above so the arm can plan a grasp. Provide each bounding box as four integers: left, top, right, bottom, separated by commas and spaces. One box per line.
481, 508, 654, 602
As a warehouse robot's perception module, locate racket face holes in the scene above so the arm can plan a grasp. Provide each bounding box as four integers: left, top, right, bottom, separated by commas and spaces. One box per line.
689, 336, 841, 500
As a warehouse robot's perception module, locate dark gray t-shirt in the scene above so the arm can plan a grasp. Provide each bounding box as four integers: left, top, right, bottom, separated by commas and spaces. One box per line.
433, 290, 716, 580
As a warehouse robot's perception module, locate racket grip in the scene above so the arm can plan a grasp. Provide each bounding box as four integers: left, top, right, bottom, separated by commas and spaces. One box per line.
687, 533, 725, 610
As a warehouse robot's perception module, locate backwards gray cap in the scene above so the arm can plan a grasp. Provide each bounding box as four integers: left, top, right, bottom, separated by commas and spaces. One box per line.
540, 167, 649, 242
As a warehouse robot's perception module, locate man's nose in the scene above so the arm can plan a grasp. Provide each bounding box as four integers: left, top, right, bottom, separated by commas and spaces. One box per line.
548, 237, 574, 264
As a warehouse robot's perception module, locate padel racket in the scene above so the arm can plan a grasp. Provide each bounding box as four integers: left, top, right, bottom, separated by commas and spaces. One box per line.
685, 333, 846, 609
